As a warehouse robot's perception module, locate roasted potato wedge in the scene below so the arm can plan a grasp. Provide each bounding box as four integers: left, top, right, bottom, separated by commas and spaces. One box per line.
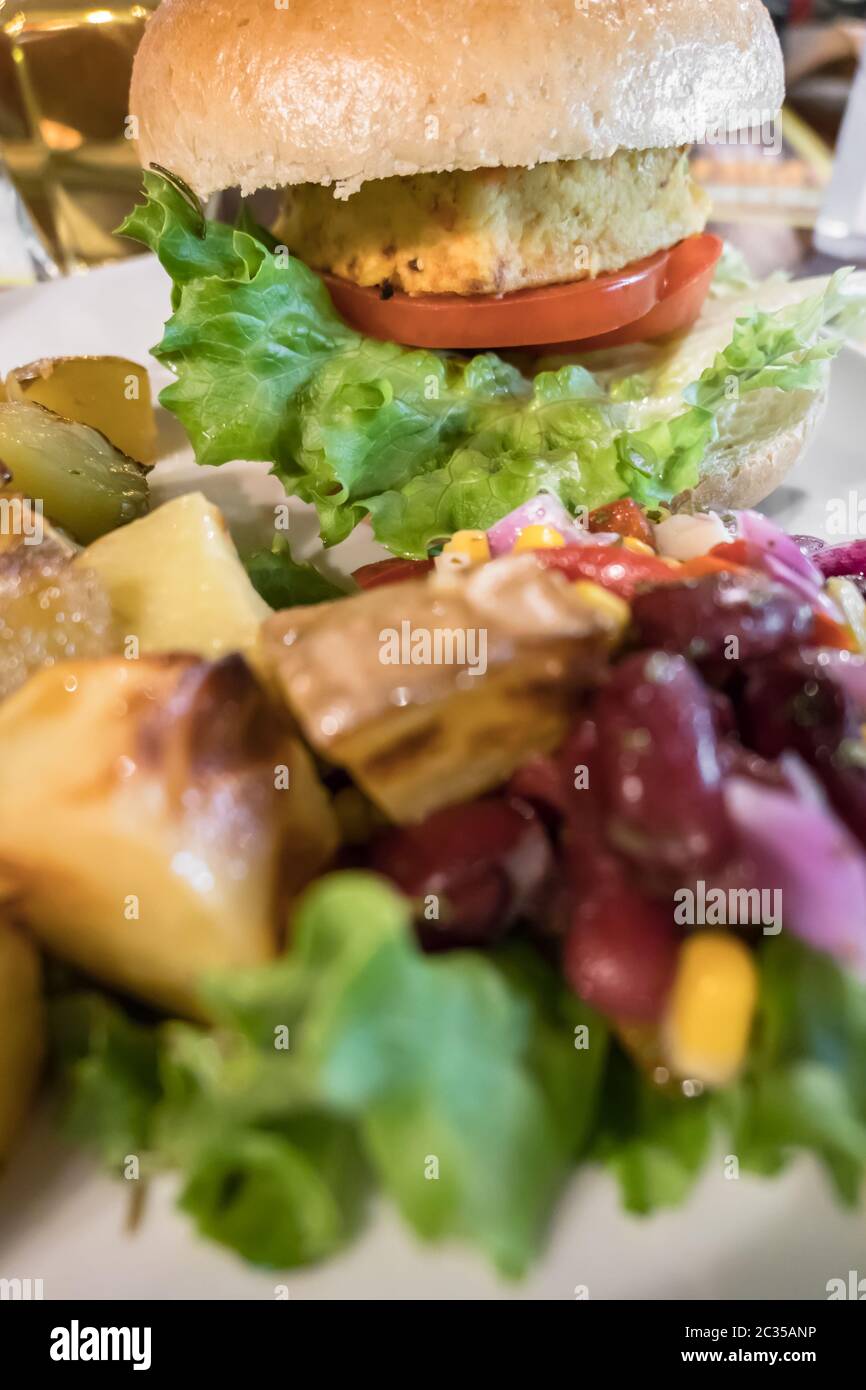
0, 919, 44, 1165
0, 402, 149, 544
261, 553, 620, 823
80, 493, 269, 659
0, 654, 338, 1015
0, 495, 117, 699
5, 356, 157, 465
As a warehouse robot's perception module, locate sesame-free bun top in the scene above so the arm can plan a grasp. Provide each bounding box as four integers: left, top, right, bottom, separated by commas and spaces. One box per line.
130, 0, 783, 199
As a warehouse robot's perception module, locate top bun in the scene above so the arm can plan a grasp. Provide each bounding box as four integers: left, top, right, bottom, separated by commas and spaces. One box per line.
130, 0, 783, 199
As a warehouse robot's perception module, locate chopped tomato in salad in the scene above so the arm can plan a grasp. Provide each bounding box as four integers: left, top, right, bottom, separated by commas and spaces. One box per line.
588, 498, 656, 546
530, 543, 677, 598
353, 556, 434, 589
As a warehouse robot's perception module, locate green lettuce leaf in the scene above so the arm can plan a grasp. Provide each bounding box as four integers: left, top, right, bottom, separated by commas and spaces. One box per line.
204, 873, 575, 1276
178, 1119, 368, 1268
709, 240, 761, 299
119, 171, 355, 473
54, 872, 598, 1276
51, 896, 866, 1266
722, 935, 866, 1202
595, 937, 866, 1216
243, 536, 347, 608
686, 272, 859, 409
592, 1046, 714, 1214
492, 943, 608, 1159
122, 171, 861, 557
50, 993, 162, 1168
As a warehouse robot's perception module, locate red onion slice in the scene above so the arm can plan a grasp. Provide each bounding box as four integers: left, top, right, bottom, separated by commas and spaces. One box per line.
724, 769, 866, 975
486, 493, 614, 554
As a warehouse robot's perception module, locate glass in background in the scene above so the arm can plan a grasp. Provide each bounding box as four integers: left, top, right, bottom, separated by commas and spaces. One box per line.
0, 2, 158, 275
815, 42, 866, 258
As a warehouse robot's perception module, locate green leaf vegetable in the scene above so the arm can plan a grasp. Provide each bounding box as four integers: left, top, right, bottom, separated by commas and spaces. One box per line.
120, 171, 862, 558
243, 536, 347, 609
53, 873, 607, 1276
722, 935, 866, 1203
53, 876, 866, 1274
591, 1047, 714, 1215
594, 936, 866, 1216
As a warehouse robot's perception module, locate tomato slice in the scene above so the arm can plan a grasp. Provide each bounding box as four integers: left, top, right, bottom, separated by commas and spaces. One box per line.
322, 234, 722, 351
353, 557, 434, 590
564, 233, 723, 352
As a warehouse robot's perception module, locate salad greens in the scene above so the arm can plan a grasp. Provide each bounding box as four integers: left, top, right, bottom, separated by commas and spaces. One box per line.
723, 934, 866, 1204
592, 1047, 715, 1215
54, 874, 606, 1276
120, 171, 859, 559
53, 874, 866, 1276
243, 536, 347, 609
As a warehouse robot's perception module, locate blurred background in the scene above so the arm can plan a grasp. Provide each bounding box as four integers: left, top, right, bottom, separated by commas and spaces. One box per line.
0, 0, 864, 285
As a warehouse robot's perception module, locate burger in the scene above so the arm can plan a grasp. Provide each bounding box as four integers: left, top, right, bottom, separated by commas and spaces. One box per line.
124, 0, 863, 558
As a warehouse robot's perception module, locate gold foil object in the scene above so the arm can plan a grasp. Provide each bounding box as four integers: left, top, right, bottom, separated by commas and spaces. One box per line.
0, 2, 156, 273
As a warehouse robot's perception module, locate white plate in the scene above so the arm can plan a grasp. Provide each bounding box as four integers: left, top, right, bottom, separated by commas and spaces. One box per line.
0, 257, 864, 1301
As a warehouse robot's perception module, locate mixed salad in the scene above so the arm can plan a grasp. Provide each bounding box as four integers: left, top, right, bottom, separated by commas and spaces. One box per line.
26, 495, 866, 1277
0, 174, 865, 1280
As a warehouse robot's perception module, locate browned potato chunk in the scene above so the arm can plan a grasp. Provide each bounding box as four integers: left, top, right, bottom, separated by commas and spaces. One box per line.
80, 493, 269, 660
5, 356, 157, 464
0, 655, 338, 1015
0, 920, 43, 1165
261, 553, 619, 823
0, 496, 117, 699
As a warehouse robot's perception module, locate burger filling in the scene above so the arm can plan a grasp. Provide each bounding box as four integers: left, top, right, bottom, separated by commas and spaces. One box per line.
275, 147, 709, 298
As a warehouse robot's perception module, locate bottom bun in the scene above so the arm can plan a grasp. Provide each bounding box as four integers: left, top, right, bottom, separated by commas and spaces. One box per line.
685, 389, 827, 513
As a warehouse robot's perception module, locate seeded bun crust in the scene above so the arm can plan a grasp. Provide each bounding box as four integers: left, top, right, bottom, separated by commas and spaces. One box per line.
130, 0, 784, 198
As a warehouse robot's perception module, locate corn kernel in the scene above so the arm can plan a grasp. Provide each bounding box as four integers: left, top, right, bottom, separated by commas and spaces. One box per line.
442, 529, 491, 565
621, 536, 656, 557
571, 580, 630, 641
664, 932, 758, 1087
513, 524, 565, 552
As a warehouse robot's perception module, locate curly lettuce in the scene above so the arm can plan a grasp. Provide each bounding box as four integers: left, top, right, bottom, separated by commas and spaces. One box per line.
53, 877, 866, 1274
121, 171, 861, 557
53, 873, 606, 1276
